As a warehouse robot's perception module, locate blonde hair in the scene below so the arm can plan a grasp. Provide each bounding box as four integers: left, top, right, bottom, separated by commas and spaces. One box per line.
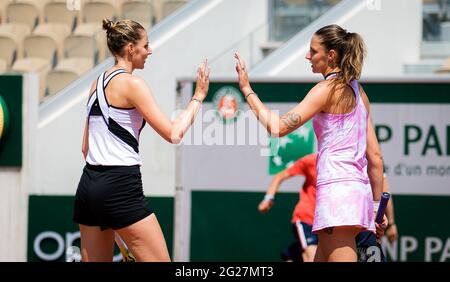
315, 24, 366, 86
102, 18, 145, 56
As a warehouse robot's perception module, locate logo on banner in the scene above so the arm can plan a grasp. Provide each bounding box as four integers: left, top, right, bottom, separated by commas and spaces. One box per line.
0, 94, 10, 145
268, 120, 316, 174
212, 86, 243, 123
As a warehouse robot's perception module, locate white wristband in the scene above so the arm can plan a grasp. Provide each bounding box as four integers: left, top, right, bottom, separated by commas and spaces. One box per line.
263, 194, 274, 202
191, 97, 202, 104
373, 201, 380, 214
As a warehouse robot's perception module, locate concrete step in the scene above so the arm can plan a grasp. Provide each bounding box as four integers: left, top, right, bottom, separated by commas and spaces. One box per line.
421, 41, 450, 59
404, 58, 447, 74
260, 41, 283, 57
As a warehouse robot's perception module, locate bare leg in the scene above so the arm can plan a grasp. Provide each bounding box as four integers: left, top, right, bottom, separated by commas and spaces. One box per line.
314, 242, 325, 262
316, 226, 360, 262
302, 245, 317, 262
115, 213, 171, 262
79, 224, 115, 262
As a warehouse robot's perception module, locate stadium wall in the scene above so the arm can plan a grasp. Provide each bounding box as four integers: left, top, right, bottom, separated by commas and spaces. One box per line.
251, 0, 422, 77
0, 74, 38, 261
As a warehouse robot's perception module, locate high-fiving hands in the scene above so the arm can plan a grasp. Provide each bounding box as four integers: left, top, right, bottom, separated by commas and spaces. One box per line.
234, 53, 253, 96
193, 59, 210, 101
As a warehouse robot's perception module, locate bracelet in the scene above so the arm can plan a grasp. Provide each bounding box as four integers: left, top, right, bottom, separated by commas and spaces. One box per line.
191, 97, 202, 104
245, 92, 256, 99
263, 194, 275, 202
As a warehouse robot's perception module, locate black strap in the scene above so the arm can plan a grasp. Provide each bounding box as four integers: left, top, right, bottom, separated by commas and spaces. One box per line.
108, 118, 139, 153
88, 100, 102, 116
324, 71, 340, 80
90, 69, 141, 154
139, 119, 146, 134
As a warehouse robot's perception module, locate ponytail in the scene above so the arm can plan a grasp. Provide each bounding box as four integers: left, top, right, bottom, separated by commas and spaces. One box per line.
339, 32, 366, 86
315, 25, 366, 86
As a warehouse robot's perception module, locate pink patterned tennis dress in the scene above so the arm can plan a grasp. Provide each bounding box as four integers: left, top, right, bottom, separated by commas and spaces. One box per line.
312, 73, 375, 233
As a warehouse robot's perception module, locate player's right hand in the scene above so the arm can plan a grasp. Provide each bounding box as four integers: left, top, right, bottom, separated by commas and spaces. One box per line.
193, 59, 210, 101
234, 52, 253, 96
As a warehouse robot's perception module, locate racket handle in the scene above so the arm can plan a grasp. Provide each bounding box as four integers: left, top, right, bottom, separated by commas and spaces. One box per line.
375, 192, 390, 224
115, 234, 135, 262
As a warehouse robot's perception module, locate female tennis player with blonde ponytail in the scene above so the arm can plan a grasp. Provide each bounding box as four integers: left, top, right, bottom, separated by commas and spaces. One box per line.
235, 24, 387, 262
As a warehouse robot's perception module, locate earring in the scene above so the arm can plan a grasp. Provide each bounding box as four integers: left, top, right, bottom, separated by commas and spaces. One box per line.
330, 61, 336, 68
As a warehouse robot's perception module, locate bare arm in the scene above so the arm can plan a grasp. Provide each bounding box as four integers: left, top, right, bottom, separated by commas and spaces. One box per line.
258, 170, 292, 213
266, 170, 292, 197
361, 87, 387, 242
81, 80, 98, 159
383, 175, 398, 242
361, 89, 383, 202
82, 118, 89, 159
128, 60, 210, 144
383, 175, 395, 224
234, 53, 328, 137
246, 85, 327, 137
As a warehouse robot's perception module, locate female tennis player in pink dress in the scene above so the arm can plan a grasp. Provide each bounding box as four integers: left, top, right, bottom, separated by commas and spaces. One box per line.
234, 24, 387, 262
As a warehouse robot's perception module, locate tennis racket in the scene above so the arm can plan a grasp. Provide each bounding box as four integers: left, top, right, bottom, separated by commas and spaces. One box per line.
114, 233, 135, 262
375, 192, 390, 224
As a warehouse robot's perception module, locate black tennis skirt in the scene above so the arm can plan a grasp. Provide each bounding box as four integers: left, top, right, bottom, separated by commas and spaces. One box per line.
73, 163, 153, 230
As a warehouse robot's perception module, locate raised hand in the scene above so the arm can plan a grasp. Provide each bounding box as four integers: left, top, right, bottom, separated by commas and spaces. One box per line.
234, 52, 253, 95
193, 59, 210, 101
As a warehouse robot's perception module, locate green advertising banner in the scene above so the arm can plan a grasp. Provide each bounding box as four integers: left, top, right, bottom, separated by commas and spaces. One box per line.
0, 75, 22, 166
190, 192, 450, 262
268, 120, 315, 174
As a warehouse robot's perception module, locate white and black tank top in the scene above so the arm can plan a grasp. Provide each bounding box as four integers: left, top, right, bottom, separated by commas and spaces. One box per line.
86, 69, 145, 166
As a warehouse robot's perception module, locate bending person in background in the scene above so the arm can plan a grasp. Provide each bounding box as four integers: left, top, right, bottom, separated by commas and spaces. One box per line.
259, 153, 318, 262
73, 19, 210, 262
383, 175, 398, 244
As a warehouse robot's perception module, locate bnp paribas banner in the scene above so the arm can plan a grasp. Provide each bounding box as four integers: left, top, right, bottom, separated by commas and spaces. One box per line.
180, 80, 450, 262
372, 104, 449, 196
